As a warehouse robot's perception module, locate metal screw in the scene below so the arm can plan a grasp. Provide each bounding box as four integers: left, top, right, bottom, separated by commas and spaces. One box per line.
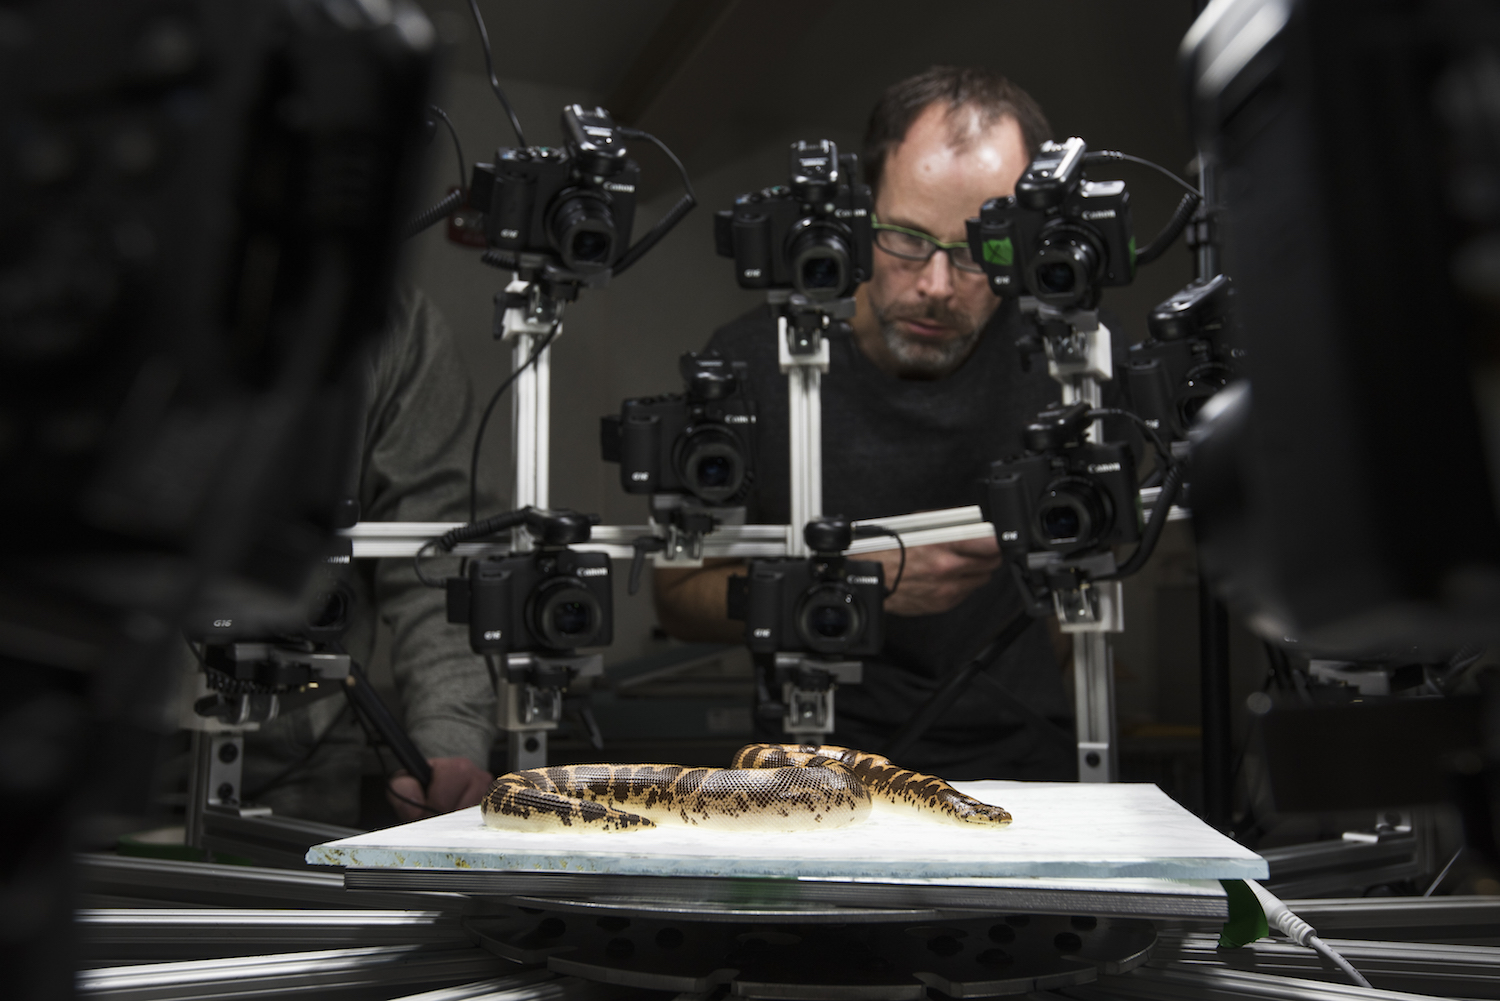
216, 782, 235, 802
217, 743, 238, 764
1084, 752, 1101, 768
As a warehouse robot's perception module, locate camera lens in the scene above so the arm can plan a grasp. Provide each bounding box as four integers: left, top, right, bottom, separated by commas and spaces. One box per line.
795, 584, 864, 655
548, 190, 616, 273
1036, 261, 1077, 295
1177, 365, 1231, 431
1034, 476, 1112, 552
531, 577, 604, 650
305, 584, 350, 633
787, 221, 852, 300
675, 427, 746, 504
1029, 228, 1102, 308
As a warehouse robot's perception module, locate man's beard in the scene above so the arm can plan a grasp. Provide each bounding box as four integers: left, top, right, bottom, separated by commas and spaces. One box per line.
873, 297, 985, 378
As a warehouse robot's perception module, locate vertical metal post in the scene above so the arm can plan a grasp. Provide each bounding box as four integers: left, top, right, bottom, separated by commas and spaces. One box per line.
1039, 308, 1123, 782
1200, 580, 1233, 827
501, 279, 560, 552
1074, 631, 1119, 782
778, 312, 828, 557
185, 730, 211, 850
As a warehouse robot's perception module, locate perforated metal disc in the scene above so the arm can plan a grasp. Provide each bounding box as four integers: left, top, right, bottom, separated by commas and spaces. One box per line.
465, 911, 1156, 998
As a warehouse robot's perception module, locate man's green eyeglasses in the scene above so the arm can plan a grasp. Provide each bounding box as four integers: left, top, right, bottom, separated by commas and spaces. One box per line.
871, 215, 985, 274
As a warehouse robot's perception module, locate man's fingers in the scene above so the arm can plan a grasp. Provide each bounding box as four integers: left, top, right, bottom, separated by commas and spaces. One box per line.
947, 535, 1001, 558
387, 774, 428, 822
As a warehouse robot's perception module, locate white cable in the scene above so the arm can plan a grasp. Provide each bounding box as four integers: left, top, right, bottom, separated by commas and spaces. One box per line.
1244, 879, 1373, 989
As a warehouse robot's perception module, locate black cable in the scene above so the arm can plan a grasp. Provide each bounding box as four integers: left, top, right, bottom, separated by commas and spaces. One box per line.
1084, 149, 1200, 195
468, 321, 560, 521
884, 612, 1038, 762
428, 104, 465, 189
1081, 150, 1200, 268
241, 702, 352, 802
1134, 190, 1201, 267
852, 526, 906, 597
1101, 462, 1184, 581
405, 188, 465, 239
611, 127, 697, 277
465, 0, 525, 147
346, 698, 438, 819
414, 509, 533, 587
1087, 406, 1173, 474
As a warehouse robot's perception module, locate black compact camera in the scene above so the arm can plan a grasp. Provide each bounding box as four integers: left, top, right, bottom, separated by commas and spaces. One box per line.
447, 548, 613, 655
714, 139, 874, 301
468, 104, 638, 277
727, 520, 884, 657
967, 137, 1134, 310
600, 351, 756, 505
1125, 274, 1239, 440
981, 402, 1141, 558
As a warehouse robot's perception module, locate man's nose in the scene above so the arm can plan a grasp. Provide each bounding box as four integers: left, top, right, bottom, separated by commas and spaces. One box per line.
914, 249, 956, 299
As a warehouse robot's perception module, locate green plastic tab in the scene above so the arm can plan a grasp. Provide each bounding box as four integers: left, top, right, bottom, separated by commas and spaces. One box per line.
983, 237, 1014, 267
1218, 879, 1269, 948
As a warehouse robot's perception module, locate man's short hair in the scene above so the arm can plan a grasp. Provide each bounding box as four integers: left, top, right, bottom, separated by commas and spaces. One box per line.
862, 66, 1051, 198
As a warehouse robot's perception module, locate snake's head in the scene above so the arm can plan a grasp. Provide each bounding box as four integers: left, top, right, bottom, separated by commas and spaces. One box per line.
939, 790, 1013, 826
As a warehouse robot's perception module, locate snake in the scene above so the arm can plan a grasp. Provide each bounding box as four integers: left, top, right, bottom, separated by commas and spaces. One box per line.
480, 743, 1013, 833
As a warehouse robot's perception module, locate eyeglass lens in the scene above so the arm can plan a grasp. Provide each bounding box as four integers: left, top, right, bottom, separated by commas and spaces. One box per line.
873, 227, 983, 272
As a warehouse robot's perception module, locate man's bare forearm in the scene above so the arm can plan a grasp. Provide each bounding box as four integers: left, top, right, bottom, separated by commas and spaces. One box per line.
653, 558, 745, 644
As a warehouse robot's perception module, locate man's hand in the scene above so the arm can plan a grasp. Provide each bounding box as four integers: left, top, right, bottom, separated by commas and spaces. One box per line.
872, 536, 1004, 617
387, 756, 492, 823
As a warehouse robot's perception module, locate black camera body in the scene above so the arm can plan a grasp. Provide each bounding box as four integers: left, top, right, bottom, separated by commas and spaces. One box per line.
1125, 274, 1239, 440
967, 137, 1134, 310
714, 139, 874, 301
469, 105, 639, 277
447, 548, 613, 655
600, 351, 756, 505
981, 403, 1141, 559
728, 518, 885, 658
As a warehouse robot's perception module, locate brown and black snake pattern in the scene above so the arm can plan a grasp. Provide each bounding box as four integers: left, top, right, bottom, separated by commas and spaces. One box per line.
480, 743, 1012, 833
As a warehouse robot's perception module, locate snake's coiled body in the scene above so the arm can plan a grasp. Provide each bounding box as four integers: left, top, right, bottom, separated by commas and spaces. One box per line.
480, 744, 1012, 833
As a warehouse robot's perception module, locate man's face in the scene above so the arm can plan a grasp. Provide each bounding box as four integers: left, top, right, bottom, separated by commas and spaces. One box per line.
855, 104, 1030, 378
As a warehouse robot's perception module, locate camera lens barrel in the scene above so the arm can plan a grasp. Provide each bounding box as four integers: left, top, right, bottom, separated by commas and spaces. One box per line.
675, 426, 746, 503
794, 583, 864, 654
530, 577, 605, 650
1030, 231, 1102, 307
1035, 477, 1112, 551
548, 189, 616, 273
787, 220, 852, 300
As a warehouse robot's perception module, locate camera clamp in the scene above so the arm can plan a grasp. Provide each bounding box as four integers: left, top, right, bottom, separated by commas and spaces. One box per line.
183, 539, 433, 862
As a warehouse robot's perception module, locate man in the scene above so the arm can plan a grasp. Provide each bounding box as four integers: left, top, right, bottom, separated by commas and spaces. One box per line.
656, 66, 1075, 780
241, 289, 496, 826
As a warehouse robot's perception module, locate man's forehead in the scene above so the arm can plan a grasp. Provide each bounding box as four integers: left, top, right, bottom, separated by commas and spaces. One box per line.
876, 104, 1028, 234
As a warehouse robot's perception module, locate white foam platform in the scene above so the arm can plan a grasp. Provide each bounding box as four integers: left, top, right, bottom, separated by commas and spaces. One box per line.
309, 781, 1266, 883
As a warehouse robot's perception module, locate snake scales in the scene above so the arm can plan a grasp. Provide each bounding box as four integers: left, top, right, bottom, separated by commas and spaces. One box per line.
480, 743, 1013, 833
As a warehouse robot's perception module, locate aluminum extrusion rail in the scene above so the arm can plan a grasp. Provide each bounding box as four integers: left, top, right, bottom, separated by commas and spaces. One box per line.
76, 945, 523, 1001
1279, 895, 1500, 941
346, 492, 1189, 561
78, 908, 468, 963
1150, 929, 1500, 998
1065, 964, 1436, 1001
77, 853, 474, 912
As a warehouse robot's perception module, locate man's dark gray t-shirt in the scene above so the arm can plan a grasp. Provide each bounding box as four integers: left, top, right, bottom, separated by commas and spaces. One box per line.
705, 298, 1076, 780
